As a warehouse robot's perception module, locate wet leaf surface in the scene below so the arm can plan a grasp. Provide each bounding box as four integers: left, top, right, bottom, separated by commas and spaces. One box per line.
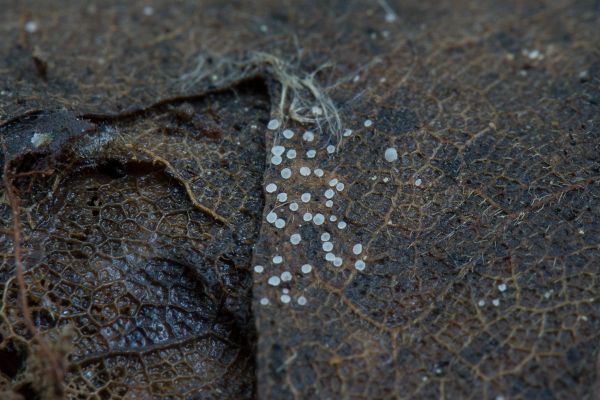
1, 1, 599, 399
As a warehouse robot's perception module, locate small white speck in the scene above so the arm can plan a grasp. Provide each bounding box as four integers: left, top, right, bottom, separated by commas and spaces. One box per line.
271, 155, 282, 165
383, 177, 390, 183
384, 147, 398, 162
281, 271, 293, 282
282, 129, 294, 139
303, 131, 315, 142
415, 178, 422, 186
143, 6, 154, 16
335, 182, 345, 191
321, 232, 331, 241
290, 233, 301, 245
337, 221, 347, 229
260, 297, 269, 305
301, 193, 311, 203
300, 166, 311, 176
254, 265, 264, 273
325, 253, 336, 261
352, 244, 363, 255
31, 132, 51, 148
371, 175, 377, 180
286, 149, 297, 159
268, 276, 281, 286
283, 288, 289, 294
268, 119, 281, 130
333, 257, 343, 267
329, 215, 337, 222
303, 212, 313, 222
323, 242, 334, 252
266, 183, 277, 193
578, 228, 585, 235
364, 119, 373, 127
314, 169, 324, 177
266, 212, 277, 224
325, 200, 333, 208
343, 129, 353, 137
495, 396, 506, 400
544, 290, 553, 299
313, 213, 325, 225
301, 264, 313, 274
281, 168, 292, 179
329, 178, 338, 186
273, 256, 283, 264
355, 260, 366, 271
498, 283, 507, 292
478, 299, 486, 307
297, 296, 307, 305
275, 219, 286, 229
271, 145, 285, 156
280, 294, 291, 303
306, 149, 316, 158
325, 189, 335, 199
24, 21, 38, 33
277, 192, 288, 202
312, 106, 323, 115
289, 202, 299, 211
492, 298, 500, 307
326, 145, 336, 154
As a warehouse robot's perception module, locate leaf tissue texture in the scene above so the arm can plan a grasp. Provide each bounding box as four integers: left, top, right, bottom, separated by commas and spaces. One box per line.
1, 1, 599, 399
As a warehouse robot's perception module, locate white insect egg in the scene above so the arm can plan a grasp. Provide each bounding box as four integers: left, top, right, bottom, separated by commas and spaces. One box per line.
326, 145, 336, 154
254, 265, 264, 273
289, 202, 299, 211
306, 149, 316, 158
303, 212, 313, 222
321, 232, 331, 241
328, 178, 338, 186
260, 297, 270, 305
273, 255, 283, 264
275, 219, 286, 229
415, 178, 422, 186
336, 182, 345, 191
333, 257, 343, 267
301, 264, 313, 274
364, 119, 373, 127
324, 189, 335, 199
277, 192, 288, 202
282, 129, 294, 139
325, 200, 333, 208
267, 119, 281, 130
354, 260, 366, 271
286, 149, 297, 159
325, 253, 336, 262
265, 183, 277, 193
337, 221, 347, 229
314, 168, 324, 177
299, 166, 311, 176
290, 233, 301, 245
329, 215, 337, 222
352, 243, 363, 255
498, 283, 507, 292
271, 155, 282, 165
280, 294, 291, 303
384, 147, 398, 162
297, 296, 307, 306
266, 212, 277, 224
302, 131, 315, 142
322, 242, 334, 252
313, 213, 325, 225
268, 276, 281, 286
281, 271, 293, 282
311, 106, 323, 115
492, 298, 500, 306
281, 168, 292, 179
143, 6, 154, 16
478, 299, 486, 307
271, 145, 285, 156
301, 193, 311, 203
343, 129, 353, 137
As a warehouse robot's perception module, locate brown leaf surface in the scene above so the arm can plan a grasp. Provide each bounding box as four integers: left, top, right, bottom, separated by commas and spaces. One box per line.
1, 1, 599, 399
